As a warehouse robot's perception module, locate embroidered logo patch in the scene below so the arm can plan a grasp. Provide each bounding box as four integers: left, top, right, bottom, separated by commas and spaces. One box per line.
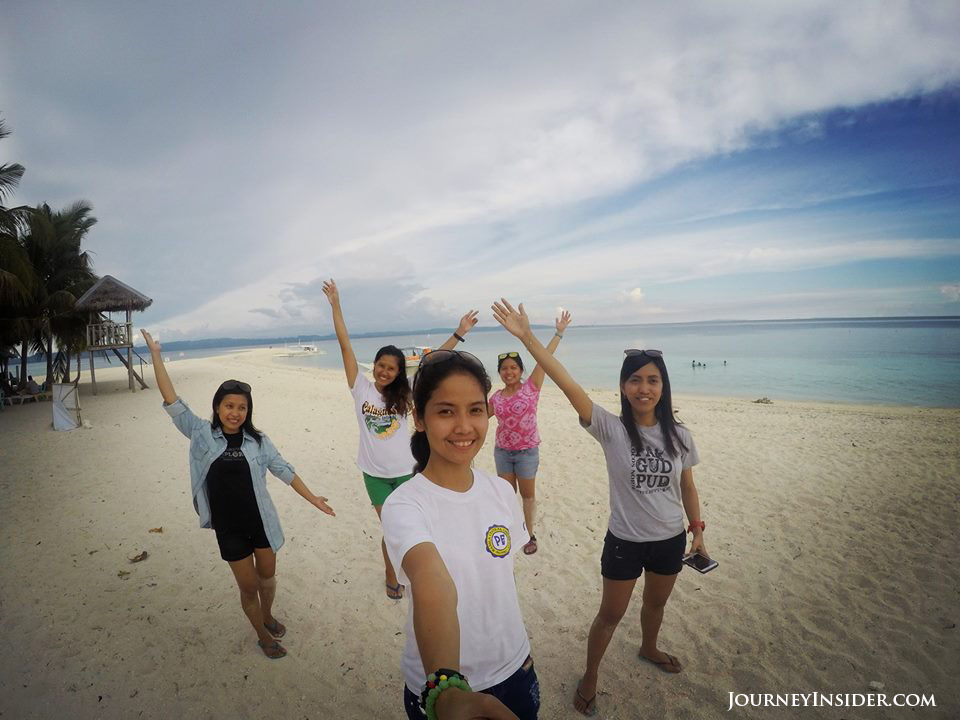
485, 524, 511, 558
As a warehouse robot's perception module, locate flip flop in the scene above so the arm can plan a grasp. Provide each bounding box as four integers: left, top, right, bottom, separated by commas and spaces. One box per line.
523, 535, 538, 555
263, 618, 286, 639
639, 650, 682, 673
385, 582, 404, 600
258, 639, 287, 659
573, 685, 597, 717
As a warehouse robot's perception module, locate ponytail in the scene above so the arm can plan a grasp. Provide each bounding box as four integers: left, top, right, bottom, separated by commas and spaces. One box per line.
411, 430, 430, 474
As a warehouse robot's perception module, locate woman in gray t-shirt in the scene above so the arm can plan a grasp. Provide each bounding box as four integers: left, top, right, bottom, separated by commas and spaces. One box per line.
493, 299, 708, 718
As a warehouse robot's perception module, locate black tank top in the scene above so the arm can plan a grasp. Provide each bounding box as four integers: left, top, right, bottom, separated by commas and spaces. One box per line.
206, 432, 263, 533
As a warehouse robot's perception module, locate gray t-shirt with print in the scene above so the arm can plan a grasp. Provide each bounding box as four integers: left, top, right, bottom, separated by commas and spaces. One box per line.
582, 402, 699, 542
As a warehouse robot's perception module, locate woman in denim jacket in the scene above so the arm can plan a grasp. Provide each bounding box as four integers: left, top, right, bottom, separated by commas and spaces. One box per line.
142, 330, 335, 659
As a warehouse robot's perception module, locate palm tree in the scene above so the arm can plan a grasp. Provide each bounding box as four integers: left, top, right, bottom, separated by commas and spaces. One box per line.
19, 202, 98, 385
0, 115, 33, 381
0, 117, 29, 237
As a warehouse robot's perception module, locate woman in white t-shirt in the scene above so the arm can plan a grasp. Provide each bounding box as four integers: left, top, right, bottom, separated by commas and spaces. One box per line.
382, 349, 538, 720
322, 279, 478, 600
493, 299, 707, 718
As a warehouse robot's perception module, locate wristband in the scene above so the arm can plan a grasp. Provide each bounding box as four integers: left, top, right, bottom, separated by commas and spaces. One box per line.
421, 669, 471, 720
554, 332, 564, 338
688, 520, 705, 533
452, 332, 465, 343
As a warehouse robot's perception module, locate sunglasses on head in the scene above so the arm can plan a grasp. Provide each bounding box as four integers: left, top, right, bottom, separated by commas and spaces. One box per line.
624, 349, 663, 359
498, 351, 520, 361
413, 349, 485, 388
219, 379, 251, 393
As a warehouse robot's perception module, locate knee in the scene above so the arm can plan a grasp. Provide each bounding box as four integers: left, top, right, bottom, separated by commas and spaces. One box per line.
520, 487, 535, 500
596, 606, 627, 628
642, 596, 669, 611
238, 582, 259, 599
257, 574, 277, 590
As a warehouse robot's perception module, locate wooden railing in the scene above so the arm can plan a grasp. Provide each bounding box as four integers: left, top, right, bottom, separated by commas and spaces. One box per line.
86, 321, 131, 349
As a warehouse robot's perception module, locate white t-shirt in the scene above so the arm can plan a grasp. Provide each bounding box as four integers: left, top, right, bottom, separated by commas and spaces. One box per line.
381, 469, 531, 693
582, 402, 699, 542
351, 374, 416, 478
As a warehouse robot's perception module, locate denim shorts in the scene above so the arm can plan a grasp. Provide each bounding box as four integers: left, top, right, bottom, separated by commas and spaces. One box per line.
600, 530, 686, 580
403, 655, 540, 720
494, 446, 540, 478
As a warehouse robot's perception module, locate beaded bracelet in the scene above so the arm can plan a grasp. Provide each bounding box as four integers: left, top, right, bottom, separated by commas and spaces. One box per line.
421, 670, 471, 720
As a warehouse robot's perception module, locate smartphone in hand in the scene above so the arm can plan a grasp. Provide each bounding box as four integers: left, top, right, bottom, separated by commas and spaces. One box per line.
682, 551, 718, 573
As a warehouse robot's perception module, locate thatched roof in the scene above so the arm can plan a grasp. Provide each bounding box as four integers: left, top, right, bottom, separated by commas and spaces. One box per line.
75, 275, 153, 312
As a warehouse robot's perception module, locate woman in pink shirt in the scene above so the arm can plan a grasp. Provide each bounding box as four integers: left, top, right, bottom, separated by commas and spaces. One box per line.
487, 309, 571, 555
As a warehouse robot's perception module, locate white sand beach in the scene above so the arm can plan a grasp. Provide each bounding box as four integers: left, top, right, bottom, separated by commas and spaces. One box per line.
1, 348, 957, 719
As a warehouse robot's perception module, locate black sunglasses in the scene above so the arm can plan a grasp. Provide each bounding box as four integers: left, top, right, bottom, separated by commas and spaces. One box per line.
498, 351, 520, 360
413, 349, 485, 388
624, 349, 663, 359
219, 379, 251, 393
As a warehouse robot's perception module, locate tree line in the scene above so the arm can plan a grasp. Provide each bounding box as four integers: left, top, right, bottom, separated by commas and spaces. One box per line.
0, 115, 99, 388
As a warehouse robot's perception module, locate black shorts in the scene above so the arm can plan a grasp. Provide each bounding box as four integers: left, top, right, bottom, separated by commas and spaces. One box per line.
215, 526, 271, 562
600, 530, 685, 580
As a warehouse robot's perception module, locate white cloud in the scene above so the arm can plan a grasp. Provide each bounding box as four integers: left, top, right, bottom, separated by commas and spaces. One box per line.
4, 1, 960, 334
941, 284, 960, 302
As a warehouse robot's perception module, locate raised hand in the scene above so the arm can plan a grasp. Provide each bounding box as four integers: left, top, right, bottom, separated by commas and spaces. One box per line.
491, 298, 530, 339
321, 279, 340, 307
141, 329, 161, 354
456, 310, 479, 337
555, 309, 572, 334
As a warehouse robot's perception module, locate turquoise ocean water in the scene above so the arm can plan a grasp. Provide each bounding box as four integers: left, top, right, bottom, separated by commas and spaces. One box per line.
270, 318, 960, 408
21, 318, 959, 407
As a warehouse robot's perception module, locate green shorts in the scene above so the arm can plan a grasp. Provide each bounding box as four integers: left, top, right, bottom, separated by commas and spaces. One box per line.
363, 472, 414, 506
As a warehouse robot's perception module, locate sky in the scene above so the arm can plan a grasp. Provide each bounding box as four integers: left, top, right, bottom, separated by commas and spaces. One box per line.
2, 1, 959, 340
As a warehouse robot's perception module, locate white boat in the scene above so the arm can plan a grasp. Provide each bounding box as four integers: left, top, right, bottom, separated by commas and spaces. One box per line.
399, 345, 433, 368
274, 340, 326, 357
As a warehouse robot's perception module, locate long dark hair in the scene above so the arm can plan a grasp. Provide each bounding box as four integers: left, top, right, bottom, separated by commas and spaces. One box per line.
211, 382, 263, 445
410, 353, 492, 473
375, 345, 412, 417
619, 354, 687, 459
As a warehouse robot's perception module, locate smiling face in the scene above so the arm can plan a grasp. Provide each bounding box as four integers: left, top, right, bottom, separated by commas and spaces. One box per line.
498, 357, 523, 387
373, 354, 401, 390
415, 371, 488, 469
216, 393, 249, 434
621, 361, 662, 423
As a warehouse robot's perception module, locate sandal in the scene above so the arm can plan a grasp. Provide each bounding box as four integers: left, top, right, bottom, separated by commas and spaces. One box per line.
385, 582, 404, 600
639, 650, 682, 673
258, 639, 287, 659
573, 684, 597, 717
523, 535, 538, 555
263, 618, 286, 639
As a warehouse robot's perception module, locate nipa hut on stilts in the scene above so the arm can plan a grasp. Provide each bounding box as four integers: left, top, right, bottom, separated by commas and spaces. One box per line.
74, 275, 153, 395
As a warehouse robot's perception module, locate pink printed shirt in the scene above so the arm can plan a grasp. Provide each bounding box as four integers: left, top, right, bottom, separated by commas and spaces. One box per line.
490, 378, 541, 451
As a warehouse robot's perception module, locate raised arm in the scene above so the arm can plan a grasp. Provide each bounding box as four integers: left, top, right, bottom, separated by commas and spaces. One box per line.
402, 543, 518, 720
437, 310, 479, 352
492, 299, 593, 424
142, 330, 177, 404
322, 279, 359, 388
529, 309, 572, 389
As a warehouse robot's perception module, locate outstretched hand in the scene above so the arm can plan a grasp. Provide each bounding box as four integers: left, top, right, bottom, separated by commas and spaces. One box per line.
555, 309, 572, 334
456, 310, 479, 337
491, 298, 530, 339
141, 329, 161, 354
321, 279, 340, 307
311, 495, 336, 517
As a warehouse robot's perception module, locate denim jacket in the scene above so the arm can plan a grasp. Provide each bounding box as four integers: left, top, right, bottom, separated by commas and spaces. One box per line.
164, 397, 296, 552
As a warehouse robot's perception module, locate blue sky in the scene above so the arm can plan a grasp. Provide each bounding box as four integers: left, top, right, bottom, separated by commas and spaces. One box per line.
2, 1, 959, 339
